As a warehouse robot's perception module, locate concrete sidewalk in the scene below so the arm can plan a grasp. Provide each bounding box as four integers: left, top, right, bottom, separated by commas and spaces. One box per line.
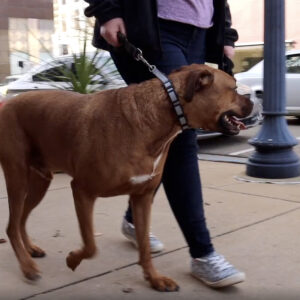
1, 161, 300, 300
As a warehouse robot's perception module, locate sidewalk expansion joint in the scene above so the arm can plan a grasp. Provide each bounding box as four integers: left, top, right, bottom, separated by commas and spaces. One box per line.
21, 270, 113, 300
198, 153, 248, 164
205, 186, 300, 205
21, 246, 189, 299
212, 206, 300, 239
21, 206, 300, 299
21, 246, 189, 300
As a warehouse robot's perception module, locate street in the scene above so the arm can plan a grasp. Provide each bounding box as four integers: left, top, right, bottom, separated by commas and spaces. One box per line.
197, 117, 300, 162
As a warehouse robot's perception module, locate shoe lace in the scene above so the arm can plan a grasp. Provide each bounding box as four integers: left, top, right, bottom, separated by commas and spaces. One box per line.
206, 254, 233, 272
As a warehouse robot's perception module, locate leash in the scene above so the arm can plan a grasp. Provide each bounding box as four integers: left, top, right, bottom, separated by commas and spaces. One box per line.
117, 32, 189, 130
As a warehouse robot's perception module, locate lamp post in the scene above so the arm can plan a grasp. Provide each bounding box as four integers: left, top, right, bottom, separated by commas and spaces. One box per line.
246, 0, 300, 178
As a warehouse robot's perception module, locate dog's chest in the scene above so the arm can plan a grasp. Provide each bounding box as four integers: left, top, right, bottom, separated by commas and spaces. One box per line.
129, 152, 163, 185
128, 130, 181, 186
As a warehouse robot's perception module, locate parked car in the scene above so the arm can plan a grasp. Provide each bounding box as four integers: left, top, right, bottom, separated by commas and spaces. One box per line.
0, 75, 22, 99
235, 50, 300, 117
5, 52, 125, 98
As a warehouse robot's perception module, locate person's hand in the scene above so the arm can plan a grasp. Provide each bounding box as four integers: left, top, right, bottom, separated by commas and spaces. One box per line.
100, 18, 126, 47
224, 45, 235, 59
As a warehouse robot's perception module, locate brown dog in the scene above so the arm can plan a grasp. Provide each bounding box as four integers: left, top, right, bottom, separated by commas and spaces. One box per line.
0, 64, 252, 291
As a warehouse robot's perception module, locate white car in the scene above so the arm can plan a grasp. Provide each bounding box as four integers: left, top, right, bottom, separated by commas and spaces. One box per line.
235, 50, 300, 117
0, 75, 22, 99
5, 52, 125, 98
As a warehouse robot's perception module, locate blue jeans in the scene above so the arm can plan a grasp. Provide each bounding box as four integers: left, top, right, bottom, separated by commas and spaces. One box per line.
111, 19, 214, 258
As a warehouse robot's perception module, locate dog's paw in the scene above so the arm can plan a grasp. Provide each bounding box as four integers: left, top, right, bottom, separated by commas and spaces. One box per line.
66, 251, 81, 271
149, 276, 180, 292
22, 261, 41, 281
25, 271, 41, 281
29, 245, 46, 258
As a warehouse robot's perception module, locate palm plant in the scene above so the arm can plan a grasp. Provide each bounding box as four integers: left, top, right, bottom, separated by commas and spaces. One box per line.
12, 21, 124, 94
34, 38, 123, 94
45, 40, 122, 94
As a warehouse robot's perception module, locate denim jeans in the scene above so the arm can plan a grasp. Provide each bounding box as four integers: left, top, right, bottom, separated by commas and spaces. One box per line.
110, 18, 214, 258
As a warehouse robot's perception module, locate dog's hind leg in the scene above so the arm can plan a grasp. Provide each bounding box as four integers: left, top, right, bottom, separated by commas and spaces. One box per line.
20, 167, 53, 258
66, 179, 97, 271
4, 162, 40, 280
130, 192, 179, 292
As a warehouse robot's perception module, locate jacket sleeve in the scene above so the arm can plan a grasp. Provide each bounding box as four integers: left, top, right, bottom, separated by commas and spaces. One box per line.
224, 1, 238, 47
84, 0, 122, 25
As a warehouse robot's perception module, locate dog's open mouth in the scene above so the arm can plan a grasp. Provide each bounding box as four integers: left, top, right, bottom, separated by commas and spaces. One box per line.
219, 111, 246, 135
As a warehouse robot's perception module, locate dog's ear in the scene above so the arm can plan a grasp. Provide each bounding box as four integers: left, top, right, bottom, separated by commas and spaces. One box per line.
184, 69, 214, 102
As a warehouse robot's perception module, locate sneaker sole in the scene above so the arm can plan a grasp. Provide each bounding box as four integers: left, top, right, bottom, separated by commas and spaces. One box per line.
191, 272, 246, 288
122, 232, 164, 253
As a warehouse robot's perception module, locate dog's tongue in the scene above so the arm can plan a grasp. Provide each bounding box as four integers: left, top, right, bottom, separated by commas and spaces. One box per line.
230, 116, 247, 130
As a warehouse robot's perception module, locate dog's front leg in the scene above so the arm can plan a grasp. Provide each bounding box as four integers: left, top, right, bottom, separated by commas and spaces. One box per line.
130, 192, 179, 292
66, 180, 97, 271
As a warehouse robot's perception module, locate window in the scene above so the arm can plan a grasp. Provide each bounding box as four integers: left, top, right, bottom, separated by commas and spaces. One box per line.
60, 45, 69, 55
33, 66, 68, 82
10, 51, 29, 75
62, 19, 67, 32
286, 55, 300, 74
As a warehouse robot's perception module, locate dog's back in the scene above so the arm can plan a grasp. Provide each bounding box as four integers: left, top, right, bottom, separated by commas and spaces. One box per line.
0, 90, 115, 174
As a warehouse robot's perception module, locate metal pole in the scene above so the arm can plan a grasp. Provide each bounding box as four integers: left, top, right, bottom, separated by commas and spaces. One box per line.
246, 0, 300, 178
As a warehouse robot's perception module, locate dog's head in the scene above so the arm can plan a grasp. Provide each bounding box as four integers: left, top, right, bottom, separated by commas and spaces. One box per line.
170, 64, 253, 135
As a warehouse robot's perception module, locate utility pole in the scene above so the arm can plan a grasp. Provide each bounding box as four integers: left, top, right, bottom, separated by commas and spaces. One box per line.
246, 0, 300, 178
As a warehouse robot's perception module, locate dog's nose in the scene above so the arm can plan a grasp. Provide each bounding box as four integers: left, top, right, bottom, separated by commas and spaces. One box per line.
241, 96, 254, 117
239, 95, 254, 118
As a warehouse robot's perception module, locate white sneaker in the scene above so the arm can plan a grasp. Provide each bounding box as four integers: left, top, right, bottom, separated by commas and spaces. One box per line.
121, 218, 164, 253
191, 251, 246, 288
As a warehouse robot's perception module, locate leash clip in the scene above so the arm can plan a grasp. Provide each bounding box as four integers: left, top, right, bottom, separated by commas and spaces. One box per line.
117, 32, 155, 72
135, 48, 155, 72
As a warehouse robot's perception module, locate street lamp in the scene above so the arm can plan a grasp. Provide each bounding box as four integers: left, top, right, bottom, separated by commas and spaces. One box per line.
246, 0, 300, 178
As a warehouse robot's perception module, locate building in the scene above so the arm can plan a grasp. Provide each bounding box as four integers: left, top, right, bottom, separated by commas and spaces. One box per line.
228, 0, 300, 72
0, 0, 54, 81
52, 0, 94, 57
229, 0, 300, 49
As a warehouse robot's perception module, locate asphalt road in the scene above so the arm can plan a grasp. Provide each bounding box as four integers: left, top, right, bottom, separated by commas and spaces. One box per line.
197, 117, 300, 162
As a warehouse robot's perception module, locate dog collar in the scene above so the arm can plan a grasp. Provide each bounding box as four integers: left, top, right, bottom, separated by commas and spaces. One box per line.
151, 66, 189, 130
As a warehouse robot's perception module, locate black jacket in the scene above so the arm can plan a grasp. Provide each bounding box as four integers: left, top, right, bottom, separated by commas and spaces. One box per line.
84, 0, 238, 72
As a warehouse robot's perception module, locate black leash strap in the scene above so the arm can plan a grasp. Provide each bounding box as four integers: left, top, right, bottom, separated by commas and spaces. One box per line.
117, 32, 189, 130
